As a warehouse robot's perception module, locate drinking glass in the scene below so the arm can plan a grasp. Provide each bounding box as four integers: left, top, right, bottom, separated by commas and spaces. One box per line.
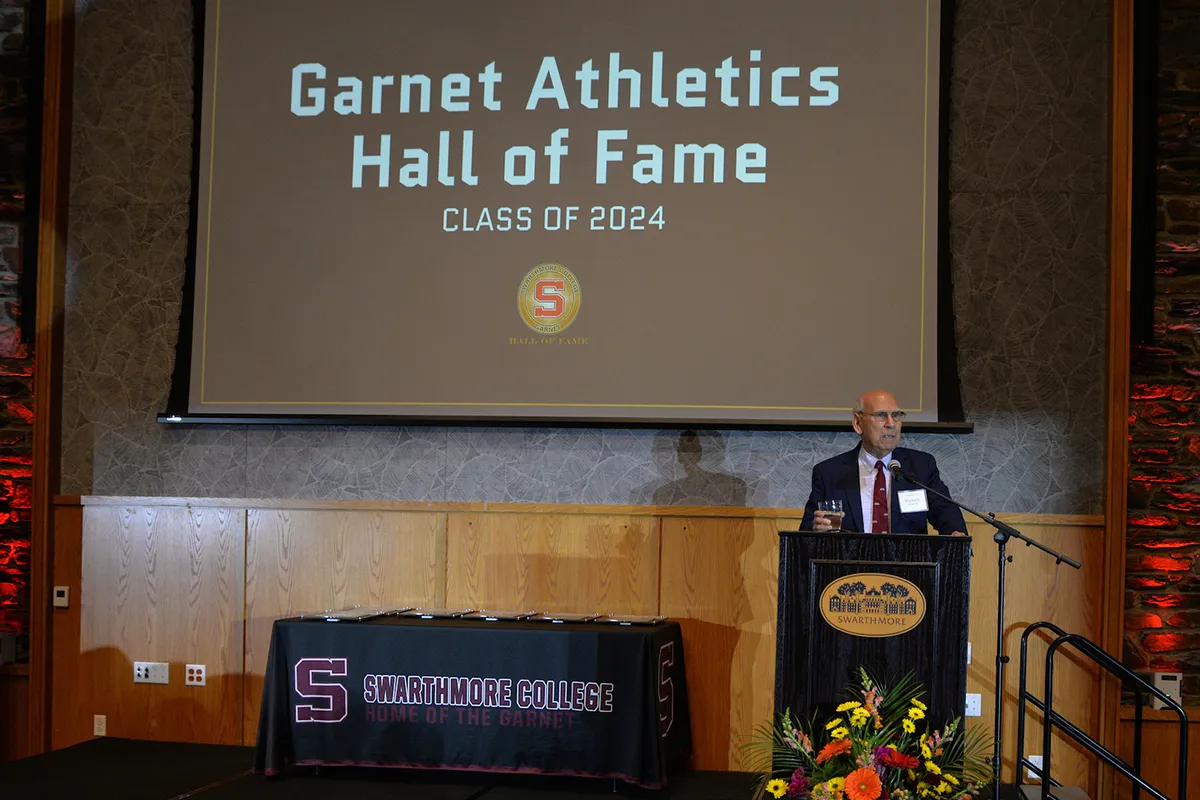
818, 499, 844, 532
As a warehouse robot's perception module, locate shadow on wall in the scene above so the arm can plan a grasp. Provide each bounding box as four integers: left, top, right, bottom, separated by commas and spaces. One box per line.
63, 646, 229, 746
632, 430, 760, 507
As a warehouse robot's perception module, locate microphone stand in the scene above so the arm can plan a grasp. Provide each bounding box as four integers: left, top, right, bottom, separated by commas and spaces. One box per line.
890, 465, 1080, 800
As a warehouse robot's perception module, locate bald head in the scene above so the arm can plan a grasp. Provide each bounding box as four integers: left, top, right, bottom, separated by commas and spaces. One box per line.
852, 390, 903, 458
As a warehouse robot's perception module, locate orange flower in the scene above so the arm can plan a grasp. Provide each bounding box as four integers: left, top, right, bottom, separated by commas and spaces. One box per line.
845, 767, 883, 800
815, 738, 853, 764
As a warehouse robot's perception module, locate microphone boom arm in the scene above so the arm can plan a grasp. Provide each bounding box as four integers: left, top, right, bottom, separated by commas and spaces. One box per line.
889, 462, 1080, 568
888, 459, 1080, 800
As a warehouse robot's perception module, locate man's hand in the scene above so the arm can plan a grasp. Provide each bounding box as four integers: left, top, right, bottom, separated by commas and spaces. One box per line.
951, 530, 967, 537
812, 511, 834, 532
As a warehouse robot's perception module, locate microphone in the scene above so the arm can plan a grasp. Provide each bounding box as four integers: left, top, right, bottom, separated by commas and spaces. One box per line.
887, 460, 909, 480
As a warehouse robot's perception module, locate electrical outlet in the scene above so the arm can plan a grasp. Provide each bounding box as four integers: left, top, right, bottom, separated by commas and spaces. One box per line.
1027, 754, 1044, 781
185, 664, 206, 686
965, 692, 982, 717
52, 586, 70, 608
93, 714, 106, 736
133, 661, 169, 684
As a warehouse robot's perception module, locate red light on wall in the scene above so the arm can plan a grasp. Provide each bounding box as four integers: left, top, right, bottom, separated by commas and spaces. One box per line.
1136, 539, 1200, 549
1129, 578, 1170, 589
1143, 633, 1195, 653
1131, 555, 1194, 572
1132, 470, 1193, 483
1132, 448, 1175, 464
1133, 385, 1172, 399
4, 401, 33, 425
1131, 384, 1200, 401
1127, 612, 1165, 629
1144, 595, 1185, 608
1137, 403, 1195, 427
1129, 515, 1178, 528
1159, 488, 1200, 511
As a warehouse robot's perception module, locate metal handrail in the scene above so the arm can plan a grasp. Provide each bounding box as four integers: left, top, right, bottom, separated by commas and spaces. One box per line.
1017, 622, 1187, 800
1018, 622, 1071, 792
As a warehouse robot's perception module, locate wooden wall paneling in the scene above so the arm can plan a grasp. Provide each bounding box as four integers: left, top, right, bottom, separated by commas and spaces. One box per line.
242, 509, 446, 744
1103, 0, 1135, 797
49, 503, 82, 750
443, 513, 660, 615
658, 516, 790, 771
30, 0, 75, 756
1115, 710, 1199, 799
0, 670, 29, 760
78, 506, 245, 745
965, 521, 1106, 794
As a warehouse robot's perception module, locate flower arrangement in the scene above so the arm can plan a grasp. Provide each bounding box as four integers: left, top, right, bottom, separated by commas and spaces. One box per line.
742, 669, 991, 800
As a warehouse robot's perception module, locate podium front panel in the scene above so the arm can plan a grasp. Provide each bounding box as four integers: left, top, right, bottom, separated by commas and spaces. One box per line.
775, 532, 970, 727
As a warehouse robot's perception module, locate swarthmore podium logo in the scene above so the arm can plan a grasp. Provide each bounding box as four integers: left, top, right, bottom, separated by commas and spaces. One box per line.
818, 573, 926, 638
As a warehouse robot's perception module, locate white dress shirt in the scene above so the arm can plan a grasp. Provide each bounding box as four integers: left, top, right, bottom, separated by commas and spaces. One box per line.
858, 449, 893, 533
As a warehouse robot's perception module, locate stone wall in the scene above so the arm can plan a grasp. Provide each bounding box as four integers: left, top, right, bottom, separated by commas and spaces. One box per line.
0, 1, 34, 639
1124, 0, 1200, 701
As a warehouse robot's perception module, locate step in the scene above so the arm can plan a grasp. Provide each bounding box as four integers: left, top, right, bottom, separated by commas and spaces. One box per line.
1019, 785, 1092, 800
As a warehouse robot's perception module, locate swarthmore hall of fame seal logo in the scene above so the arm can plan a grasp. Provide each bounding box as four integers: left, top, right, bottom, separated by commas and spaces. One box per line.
518, 263, 581, 335
818, 573, 926, 638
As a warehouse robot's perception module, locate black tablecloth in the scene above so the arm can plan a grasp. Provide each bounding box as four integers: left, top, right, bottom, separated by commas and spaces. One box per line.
254, 616, 691, 788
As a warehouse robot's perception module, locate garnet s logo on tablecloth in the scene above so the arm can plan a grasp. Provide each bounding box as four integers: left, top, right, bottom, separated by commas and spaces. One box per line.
294, 657, 349, 723
818, 573, 925, 638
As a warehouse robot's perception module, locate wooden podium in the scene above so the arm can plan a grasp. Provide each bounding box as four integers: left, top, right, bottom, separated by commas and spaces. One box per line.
774, 532, 971, 725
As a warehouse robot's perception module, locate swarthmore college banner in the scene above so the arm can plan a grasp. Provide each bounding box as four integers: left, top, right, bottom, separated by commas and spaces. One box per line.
254, 617, 692, 788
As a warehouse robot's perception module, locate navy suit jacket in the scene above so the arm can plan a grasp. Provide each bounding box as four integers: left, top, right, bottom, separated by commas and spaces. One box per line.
800, 445, 966, 535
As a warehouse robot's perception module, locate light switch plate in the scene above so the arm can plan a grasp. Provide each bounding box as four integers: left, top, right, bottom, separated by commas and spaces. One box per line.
133, 661, 169, 684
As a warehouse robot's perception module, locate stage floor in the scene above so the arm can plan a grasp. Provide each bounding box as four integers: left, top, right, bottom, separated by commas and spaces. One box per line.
1, 738, 758, 799
1, 738, 1032, 799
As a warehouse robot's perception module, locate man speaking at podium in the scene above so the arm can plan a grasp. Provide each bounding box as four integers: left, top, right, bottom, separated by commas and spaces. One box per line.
801, 390, 966, 535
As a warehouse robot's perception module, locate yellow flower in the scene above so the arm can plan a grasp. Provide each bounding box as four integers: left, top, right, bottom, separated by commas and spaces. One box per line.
921, 743, 932, 758
908, 707, 926, 720
838, 700, 863, 712
850, 709, 871, 727
827, 718, 845, 730
829, 777, 846, 792
936, 781, 951, 794
911, 699, 927, 711
902, 719, 916, 733
925, 761, 942, 775
831, 726, 850, 739
765, 778, 789, 799
945, 775, 960, 786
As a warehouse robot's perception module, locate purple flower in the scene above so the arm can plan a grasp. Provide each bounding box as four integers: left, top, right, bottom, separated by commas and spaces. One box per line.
788, 767, 811, 798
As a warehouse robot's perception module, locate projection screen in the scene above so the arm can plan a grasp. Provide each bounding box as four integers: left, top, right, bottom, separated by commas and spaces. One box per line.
174, 0, 955, 424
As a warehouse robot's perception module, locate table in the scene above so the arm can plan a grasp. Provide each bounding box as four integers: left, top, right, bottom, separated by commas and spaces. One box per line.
253, 615, 691, 788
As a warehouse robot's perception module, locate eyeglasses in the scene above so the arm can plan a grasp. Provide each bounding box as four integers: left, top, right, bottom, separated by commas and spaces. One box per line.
858, 410, 907, 422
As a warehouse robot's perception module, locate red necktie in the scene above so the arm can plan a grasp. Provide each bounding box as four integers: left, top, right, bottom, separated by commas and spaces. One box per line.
872, 461, 890, 533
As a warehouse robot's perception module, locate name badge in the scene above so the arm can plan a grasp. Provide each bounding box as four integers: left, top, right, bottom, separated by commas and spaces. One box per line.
898, 489, 929, 513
